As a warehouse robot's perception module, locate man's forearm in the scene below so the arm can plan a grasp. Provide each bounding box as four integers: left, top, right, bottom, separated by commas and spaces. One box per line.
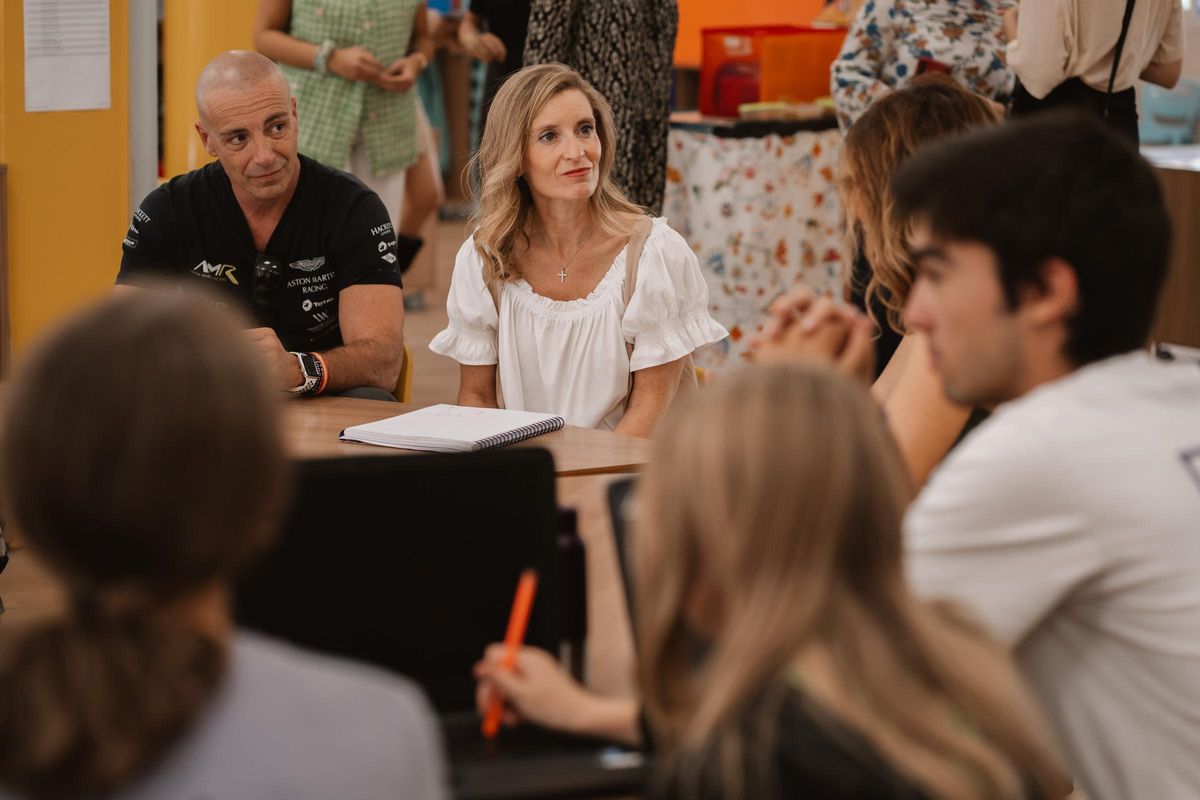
320, 338, 404, 394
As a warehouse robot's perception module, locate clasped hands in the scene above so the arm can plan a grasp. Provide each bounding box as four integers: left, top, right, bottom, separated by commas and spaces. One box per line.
327, 45, 423, 92
750, 288, 876, 386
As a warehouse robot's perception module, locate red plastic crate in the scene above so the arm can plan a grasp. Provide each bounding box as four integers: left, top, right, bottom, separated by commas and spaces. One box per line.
700, 26, 846, 116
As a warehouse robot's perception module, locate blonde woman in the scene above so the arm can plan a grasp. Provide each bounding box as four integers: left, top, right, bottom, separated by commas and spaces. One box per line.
476, 365, 1068, 800
429, 64, 727, 436
757, 77, 999, 486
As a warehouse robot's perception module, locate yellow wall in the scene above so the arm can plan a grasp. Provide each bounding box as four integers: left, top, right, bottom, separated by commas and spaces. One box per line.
0, 0, 130, 357
162, 0, 255, 176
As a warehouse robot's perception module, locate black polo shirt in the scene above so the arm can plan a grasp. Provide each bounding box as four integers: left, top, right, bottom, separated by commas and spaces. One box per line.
117, 154, 402, 353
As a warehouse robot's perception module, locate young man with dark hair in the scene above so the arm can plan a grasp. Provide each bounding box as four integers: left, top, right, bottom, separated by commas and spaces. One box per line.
892, 113, 1200, 799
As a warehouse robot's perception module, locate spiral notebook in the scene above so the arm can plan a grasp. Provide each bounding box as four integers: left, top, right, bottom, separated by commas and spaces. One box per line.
339, 404, 565, 453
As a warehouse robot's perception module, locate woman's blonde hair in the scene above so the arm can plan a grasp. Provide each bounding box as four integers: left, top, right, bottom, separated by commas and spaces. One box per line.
469, 63, 645, 283
840, 76, 999, 334
634, 364, 1067, 800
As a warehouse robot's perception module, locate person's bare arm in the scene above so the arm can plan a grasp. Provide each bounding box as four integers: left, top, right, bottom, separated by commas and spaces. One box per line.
319, 284, 406, 393
245, 285, 405, 393
1141, 59, 1182, 89
1002, 6, 1018, 43
872, 334, 971, 487
475, 645, 642, 747
409, 3, 435, 65
458, 364, 499, 408
614, 358, 685, 438
458, 11, 507, 62
376, 3, 435, 92
253, 0, 383, 81
750, 292, 963, 486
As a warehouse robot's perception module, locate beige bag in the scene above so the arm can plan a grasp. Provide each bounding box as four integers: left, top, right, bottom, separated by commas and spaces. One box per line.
487, 216, 699, 411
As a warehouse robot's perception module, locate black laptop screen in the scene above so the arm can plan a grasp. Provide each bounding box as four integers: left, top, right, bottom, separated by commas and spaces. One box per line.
235, 449, 563, 712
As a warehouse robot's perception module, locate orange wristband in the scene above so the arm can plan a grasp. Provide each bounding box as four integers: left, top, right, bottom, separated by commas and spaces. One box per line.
311, 352, 329, 395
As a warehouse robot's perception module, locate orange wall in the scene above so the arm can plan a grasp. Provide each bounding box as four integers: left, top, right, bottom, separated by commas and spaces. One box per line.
676, 0, 825, 67
0, 0, 130, 356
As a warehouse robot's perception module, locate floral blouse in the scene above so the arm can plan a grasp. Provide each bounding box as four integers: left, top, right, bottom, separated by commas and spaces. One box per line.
831, 0, 1016, 130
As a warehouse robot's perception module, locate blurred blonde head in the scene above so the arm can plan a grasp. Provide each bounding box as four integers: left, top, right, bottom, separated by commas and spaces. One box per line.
469, 63, 644, 283
634, 364, 1066, 800
840, 76, 999, 334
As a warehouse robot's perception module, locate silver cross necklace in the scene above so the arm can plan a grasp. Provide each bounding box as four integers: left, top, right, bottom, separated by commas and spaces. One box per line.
545, 225, 595, 283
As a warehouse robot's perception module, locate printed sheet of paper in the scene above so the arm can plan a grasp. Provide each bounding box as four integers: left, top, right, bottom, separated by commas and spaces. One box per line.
24, 0, 111, 113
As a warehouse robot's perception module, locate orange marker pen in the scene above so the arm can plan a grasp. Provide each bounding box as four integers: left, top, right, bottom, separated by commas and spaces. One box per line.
482, 569, 539, 739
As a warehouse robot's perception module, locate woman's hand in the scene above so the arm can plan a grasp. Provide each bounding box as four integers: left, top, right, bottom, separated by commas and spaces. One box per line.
327, 45, 383, 82
474, 645, 642, 746
750, 286, 819, 347
751, 294, 876, 387
464, 31, 507, 63
375, 55, 423, 92
475, 645, 594, 732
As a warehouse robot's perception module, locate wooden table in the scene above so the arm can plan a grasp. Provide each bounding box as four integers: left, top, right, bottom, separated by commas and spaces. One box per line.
0, 392, 648, 688
283, 395, 650, 476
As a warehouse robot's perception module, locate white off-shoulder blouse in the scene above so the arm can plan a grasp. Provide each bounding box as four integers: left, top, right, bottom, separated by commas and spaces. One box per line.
429, 217, 728, 430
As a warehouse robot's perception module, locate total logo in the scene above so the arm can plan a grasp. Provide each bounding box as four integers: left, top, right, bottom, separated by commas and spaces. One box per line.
191, 260, 239, 285
302, 299, 313, 312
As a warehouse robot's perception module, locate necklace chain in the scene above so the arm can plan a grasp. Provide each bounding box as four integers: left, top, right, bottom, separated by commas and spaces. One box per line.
541, 225, 595, 283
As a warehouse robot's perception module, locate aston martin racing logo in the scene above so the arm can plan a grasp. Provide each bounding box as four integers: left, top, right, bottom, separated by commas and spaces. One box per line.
289, 256, 326, 272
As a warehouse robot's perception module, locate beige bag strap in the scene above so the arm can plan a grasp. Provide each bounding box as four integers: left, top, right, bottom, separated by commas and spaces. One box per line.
485, 271, 505, 407
621, 218, 699, 407
622, 216, 654, 311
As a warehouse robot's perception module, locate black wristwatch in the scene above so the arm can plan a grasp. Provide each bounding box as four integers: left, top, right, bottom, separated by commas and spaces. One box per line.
288, 351, 324, 395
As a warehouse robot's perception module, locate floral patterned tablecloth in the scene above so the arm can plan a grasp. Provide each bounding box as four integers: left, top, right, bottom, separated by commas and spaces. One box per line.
663, 126, 847, 370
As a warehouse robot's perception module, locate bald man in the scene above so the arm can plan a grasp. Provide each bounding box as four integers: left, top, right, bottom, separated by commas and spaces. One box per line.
118, 51, 405, 399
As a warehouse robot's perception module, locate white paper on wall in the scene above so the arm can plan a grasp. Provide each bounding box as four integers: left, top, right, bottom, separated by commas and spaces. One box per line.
24, 0, 111, 113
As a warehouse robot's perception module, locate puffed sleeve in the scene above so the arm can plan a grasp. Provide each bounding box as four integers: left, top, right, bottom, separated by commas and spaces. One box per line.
622, 220, 729, 372
428, 238, 499, 365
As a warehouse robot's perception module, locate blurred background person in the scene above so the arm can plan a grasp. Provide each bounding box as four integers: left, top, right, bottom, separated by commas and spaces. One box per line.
0, 292, 446, 800
458, 0, 533, 127
254, 0, 443, 309
1005, 0, 1183, 144
831, 0, 1014, 130
757, 77, 999, 486
523, 0, 678, 213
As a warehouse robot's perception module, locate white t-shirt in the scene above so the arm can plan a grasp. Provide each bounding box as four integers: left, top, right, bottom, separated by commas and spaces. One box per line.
0, 633, 450, 800
905, 352, 1200, 800
429, 217, 728, 429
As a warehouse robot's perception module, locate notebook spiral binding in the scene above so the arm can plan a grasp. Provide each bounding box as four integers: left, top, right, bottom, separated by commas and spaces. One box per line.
475, 416, 564, 451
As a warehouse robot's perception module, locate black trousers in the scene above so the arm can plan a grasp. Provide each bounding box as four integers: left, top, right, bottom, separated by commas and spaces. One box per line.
1011, 78, 1139, 146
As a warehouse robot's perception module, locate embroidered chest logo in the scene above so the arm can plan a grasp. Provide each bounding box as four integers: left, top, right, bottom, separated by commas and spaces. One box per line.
191, 260, 239, 285
289, 256, 326, 272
